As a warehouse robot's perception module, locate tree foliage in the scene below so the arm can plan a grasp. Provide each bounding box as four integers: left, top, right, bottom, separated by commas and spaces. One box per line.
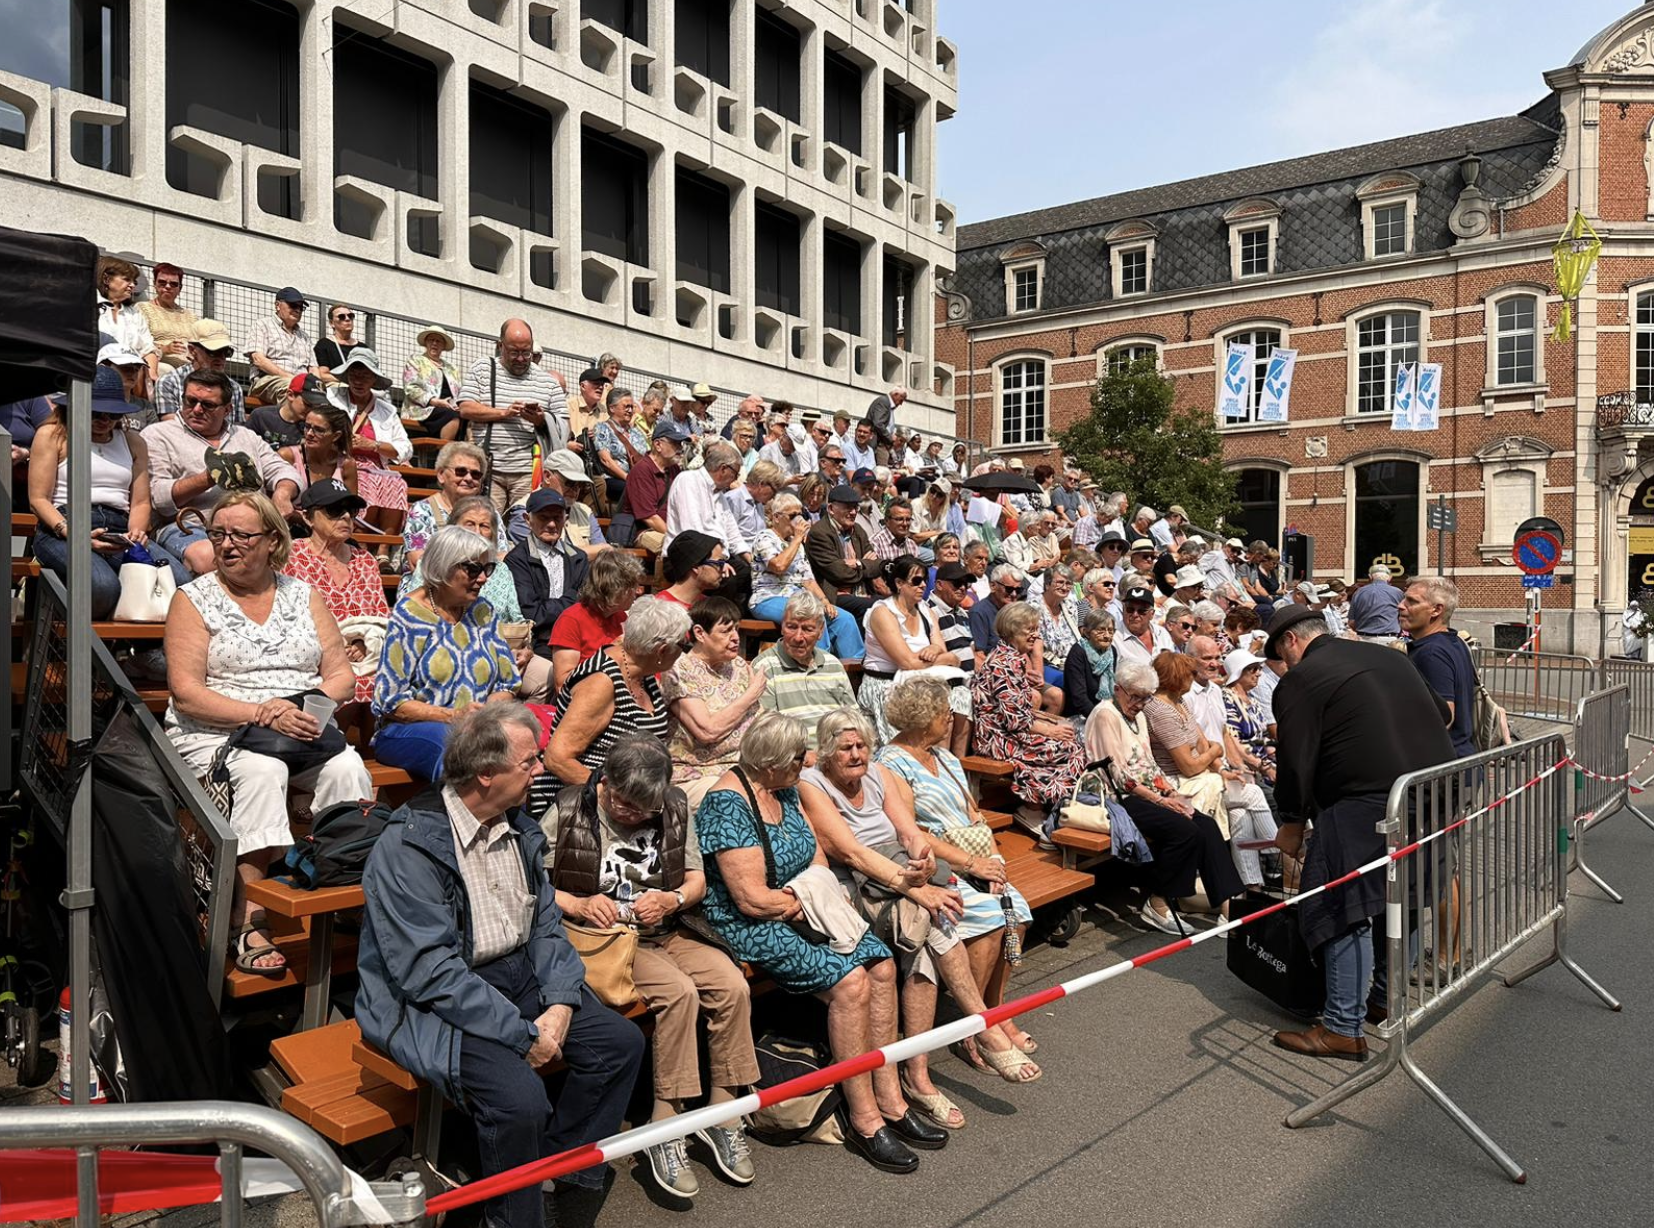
1056, 358, 1240, 533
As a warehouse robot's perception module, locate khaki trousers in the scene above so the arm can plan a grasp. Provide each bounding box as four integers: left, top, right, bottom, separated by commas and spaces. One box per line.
632, 928, 759, 1101
487, 470, 536, 518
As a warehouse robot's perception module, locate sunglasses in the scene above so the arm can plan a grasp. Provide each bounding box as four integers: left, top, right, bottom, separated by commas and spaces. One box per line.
154, 278, 182, 289
182, 395, 224, 409
457, 560, 499, 580
448, 466, 484, 479
332, 311, 355, 321
1174, 621, 1196, 631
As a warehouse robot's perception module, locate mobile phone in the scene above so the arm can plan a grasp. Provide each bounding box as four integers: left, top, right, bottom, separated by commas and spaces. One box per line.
100, 532, 133, 549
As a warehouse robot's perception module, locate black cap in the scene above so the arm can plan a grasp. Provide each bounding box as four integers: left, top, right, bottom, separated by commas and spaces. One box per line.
851, 467, 877, 486
298, 477, 366, 513
578, 366, 607, 385
526, 488, 567, 514
1264, 604, 1323, 662
1120, 581, 1155, 605
1096, 532, 1128, 549
665, 531, 722, 582
827, 484, 861, 505
275, 286, 307, 306
935, 562, 971, 584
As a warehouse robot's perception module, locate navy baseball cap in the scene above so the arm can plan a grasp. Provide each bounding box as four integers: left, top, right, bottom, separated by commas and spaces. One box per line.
275, 286, 308, 306
851, 467, 877, 486
298, 477, 367, 513
653, 417, 692, 442
526, 488, 567, 514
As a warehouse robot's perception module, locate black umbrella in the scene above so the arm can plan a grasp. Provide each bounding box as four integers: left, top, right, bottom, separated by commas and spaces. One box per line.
963, 472, 1041, 495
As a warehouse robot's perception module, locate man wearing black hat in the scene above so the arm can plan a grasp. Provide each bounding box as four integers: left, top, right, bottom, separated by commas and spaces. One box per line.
504, 489, 590, 662
623, 418, 687, 554
805, 485, 883, 623
1113, 578, 1170, 667
245, 286, 319, 405
927, 561, 977, 754
1266, 606, 1454, 1063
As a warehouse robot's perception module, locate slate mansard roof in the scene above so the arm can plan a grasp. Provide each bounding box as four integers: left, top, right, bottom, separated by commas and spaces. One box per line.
950, 99, 1564, 325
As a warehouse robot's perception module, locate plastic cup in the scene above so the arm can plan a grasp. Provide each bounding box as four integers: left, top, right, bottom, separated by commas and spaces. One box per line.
302, 695, 338, 727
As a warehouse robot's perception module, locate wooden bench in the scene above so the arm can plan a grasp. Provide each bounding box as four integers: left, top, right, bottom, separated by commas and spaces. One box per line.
244, 878, 368, 1029
1050, 826, 1113, 873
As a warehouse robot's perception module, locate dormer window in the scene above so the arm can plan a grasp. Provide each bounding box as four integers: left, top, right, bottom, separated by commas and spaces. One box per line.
1357, 172, 1421, 261
1224, 198, 1280, 281
1000, 240, 1047, 315
1105, 220, 1157, 298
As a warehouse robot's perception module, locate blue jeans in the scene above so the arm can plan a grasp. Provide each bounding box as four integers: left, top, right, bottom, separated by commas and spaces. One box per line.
156, 519, 212, 570
372, 720, 450, 781
460, 950, 644, 1228
750, 595, 866, 658
1320, 921, 1374, 1039
33, 504, 189, 620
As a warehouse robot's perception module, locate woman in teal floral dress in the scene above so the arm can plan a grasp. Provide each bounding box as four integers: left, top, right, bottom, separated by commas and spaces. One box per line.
697, 711, 943, 1172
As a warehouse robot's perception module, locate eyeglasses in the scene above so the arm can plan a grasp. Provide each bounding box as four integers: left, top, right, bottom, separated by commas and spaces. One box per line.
606, 796, 663, 823
332, 311, 355, 322
448, 466, 484, 479
154, 278, 182, 289
182, 395, 224, 409
457, 560, 499, 580
206, 528, 269, 547
301, 422, 332, 436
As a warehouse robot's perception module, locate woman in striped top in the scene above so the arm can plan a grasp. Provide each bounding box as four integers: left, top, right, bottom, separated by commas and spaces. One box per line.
533, 597, 690, 814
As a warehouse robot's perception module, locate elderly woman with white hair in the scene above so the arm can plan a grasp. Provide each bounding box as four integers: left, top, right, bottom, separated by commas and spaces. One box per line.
401, 440, 502, 574
1083, 660, 1244, 935
801, 707, 1039, 1132
372, 524, 522, 781
750, 491, 865, 657
539, 595, 689, 790
876, 678, 1038, 1057
697, 712, 933, 1174
1061, 608, 1118, 719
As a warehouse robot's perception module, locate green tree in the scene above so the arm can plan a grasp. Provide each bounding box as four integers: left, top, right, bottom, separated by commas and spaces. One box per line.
1057, 357, 1240, 534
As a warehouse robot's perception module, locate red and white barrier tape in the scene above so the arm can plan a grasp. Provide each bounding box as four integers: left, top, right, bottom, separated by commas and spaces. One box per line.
1567, 742, 1654, 787
424, 753, 1571, 1218
1502, 631, 1540, 664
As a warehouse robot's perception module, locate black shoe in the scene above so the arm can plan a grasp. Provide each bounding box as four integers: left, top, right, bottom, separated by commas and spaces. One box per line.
882, 1108, 949, 1151
843, 1125, 920, 1173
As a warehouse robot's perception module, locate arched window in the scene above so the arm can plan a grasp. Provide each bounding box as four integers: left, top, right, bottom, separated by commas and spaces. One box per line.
1233, 468, 1282, 547
1105, 343, 1157, 375
1218, 327, 1282, 424
1355, 311, 1421, 414
1353, 459, 1421, 576
998, 358, 1047, 447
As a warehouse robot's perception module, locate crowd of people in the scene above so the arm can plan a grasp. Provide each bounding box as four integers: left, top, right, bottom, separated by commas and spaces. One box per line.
19, 263, 1512, 1228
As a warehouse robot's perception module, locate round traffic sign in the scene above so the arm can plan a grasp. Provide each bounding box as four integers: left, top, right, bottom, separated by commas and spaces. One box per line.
1513, 530, 1562, 575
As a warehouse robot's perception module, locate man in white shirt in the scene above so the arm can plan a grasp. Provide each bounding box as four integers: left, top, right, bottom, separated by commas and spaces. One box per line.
842, 420, 878, 473
1114, 580, 1172, 666
757, 424, 811, 485
1149, 505, 1188, 551
1201, 537, 1247, 599
720, 459, 785, 548
666, 440, 752, 604
1001, 510, 1061, 577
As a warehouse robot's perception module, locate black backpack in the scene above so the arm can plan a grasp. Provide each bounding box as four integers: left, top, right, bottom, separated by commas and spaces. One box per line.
745, 1031, 845, 1146
284, 800, 394, 889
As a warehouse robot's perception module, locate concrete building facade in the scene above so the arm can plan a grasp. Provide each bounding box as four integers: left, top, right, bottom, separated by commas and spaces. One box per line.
0, 0, 958, 432
936, 3, 1654, 653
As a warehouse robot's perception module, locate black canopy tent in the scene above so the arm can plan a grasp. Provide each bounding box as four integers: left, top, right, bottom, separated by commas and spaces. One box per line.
0, 225, 100, 398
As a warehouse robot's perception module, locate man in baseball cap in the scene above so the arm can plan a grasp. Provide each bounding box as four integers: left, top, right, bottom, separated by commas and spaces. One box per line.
156, 316, 249, 424
526, 449, 605, 556
1150, 503, 1188, 550
504, 487, 591, 669
247, 371, 327, 450
246, 287, 316, 406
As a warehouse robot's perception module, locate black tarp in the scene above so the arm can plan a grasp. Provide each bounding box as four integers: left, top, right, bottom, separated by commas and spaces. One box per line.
0, 226, 100, 399
89, 710, 232, 1103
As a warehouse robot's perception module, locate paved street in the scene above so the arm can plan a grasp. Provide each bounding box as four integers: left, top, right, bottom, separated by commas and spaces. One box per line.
21, 774, 1641, 1228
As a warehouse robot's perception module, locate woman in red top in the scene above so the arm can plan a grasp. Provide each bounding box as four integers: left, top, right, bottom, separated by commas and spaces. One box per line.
282, 478, 390, 735
547, 550, 644, 692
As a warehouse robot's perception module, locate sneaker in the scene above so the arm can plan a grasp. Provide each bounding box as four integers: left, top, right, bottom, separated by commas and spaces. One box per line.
644, 1137, 698, 1199
1139, 901, 1187, 936
694, 1124, 755, 1185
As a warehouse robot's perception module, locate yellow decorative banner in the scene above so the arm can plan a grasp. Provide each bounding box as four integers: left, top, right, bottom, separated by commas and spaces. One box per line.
1552, 210, 1601, 342
1630, 526, 1654, 554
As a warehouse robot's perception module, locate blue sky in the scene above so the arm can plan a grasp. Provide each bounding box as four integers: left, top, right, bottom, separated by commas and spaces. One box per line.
936, 0, 1632, 224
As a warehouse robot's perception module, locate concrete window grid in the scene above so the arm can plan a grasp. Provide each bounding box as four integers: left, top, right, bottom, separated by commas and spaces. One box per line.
1, 0, 958, 425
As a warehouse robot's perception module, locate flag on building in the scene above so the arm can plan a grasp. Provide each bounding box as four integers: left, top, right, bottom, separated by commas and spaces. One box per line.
1391, 362, 1419, 430
1257, 348, 1297, 422
1219, 341, 1254, 419
1413, 362, 1442, 430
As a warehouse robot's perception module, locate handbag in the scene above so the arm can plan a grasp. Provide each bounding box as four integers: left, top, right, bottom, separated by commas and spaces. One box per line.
1225, 889, 1321, 1017
225, 693, 349, 774
112, 561, 176, 622
1056, 766, 1112, 834
563, 922, 639, 1008
944, 822, 997, 862
745, 1031, 845, 1147
607, 511, 637, 548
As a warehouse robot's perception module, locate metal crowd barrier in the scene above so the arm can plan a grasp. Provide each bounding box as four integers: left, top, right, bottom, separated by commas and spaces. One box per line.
17, 571, 238, 1003
1472, 647, 1599, 725
1286, 732, 1619, 1180
1599, 657, 1654, 743
1568, 685, 1654, 904
0, 1101, 422, 1228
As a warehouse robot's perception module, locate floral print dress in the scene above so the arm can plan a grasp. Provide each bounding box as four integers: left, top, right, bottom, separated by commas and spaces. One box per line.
968, 642, 1085, 807
283, 542, 389, 703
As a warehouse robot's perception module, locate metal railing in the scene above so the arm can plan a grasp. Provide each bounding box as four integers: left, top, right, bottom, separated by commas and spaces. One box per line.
1567, 684, 1654, 904
1286, 732, 1619, 1180
17, 571, 238, 1004
0, 1101, 422, 1228
1600, 657, 1654, 743
1472, 647, 1599, 724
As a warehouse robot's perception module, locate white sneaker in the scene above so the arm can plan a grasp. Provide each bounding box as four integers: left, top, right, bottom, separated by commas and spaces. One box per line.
1139, 902, 1187, 936
644, 1137, 698, 1198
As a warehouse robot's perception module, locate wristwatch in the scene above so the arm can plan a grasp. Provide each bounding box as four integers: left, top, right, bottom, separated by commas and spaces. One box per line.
673, 889, 686, 912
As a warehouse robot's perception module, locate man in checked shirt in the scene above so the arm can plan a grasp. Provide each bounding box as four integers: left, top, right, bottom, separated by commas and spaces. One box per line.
357, 702, 644, 1228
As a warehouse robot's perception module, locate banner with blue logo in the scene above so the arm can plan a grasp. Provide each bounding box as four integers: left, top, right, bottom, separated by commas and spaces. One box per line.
1390, 361, 1419, 431
1219, 341, 1253, 420
1257, 347, 1297, 423
1412, 362, 1442, 430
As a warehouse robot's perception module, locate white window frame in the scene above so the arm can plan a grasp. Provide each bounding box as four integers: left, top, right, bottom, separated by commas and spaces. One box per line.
1235, 225, 1274, 278
1475, 435, 1552, 558
1634, 286, 1654, 407
1345, 302, 1428, 417
1357, 173, 1420, 261
1099, 335, 1163, 378
994, 352, 1050, 449
1483, 286, 1546, 391
1213, 320, 1290, 428
1224, 199, 1280, 281
1105, 220, 1157, 298
1000, 245, 1047, 316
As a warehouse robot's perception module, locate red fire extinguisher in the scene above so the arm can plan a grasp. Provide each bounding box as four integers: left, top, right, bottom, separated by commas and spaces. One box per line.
55, 988, 106, 1105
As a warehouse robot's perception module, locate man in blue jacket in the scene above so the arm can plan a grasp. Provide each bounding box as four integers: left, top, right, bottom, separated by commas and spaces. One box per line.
356, 702, 644, 1228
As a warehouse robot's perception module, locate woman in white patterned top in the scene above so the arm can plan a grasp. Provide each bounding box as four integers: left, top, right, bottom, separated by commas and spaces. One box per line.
165, 493, 371, 976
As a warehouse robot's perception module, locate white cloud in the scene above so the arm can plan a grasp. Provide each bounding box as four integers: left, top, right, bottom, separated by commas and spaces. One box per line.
1263, 0, 1540, 153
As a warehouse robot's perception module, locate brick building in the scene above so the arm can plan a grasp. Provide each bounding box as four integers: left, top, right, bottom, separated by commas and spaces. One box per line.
935, 2, 1654, 653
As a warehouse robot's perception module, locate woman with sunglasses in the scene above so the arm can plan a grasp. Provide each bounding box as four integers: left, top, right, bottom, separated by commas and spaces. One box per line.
136, 261, 198, 373
314, 303, 365, 381
858, 554, 956, 744
371, 525, 522, 781
401, 441, 500, 572
324, 349, 410, 546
